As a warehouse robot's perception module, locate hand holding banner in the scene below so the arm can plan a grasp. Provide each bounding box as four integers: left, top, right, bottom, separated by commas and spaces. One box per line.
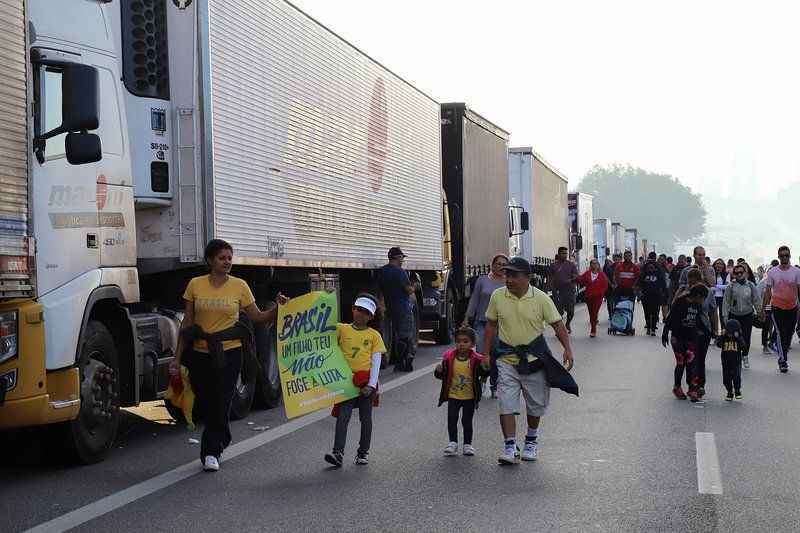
277, 291, 360, 418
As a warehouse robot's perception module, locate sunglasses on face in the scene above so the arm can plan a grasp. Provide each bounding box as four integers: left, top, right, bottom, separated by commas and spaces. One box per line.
734, 271, 745, 276
779, 254, 791, 258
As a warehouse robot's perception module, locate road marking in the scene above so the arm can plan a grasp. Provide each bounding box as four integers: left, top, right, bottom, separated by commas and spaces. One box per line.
25, 361, 439, 533
695, 432, 723, 494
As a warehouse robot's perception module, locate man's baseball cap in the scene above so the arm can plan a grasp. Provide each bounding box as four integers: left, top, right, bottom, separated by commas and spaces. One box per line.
503, 256, 531, 274
388, 247, 406, 259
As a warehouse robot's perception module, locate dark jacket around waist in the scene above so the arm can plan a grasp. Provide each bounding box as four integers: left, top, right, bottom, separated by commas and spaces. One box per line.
434, 349, 488, 409
182, 314, 260, 384
495, 336, 579, 396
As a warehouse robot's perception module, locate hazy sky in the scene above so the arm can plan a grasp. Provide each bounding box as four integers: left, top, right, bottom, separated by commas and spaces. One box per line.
291, 0, 800, 199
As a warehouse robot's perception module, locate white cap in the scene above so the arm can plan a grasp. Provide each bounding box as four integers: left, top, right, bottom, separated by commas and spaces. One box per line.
353, 297, 377, 316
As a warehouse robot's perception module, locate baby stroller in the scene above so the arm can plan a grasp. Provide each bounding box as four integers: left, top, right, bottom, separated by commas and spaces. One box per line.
608, 295, 635, 336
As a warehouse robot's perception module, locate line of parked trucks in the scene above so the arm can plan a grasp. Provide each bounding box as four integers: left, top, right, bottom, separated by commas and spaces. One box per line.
0, 0, 655, 463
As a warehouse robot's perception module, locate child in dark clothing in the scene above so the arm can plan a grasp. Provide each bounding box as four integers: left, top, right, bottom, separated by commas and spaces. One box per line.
717, 319, 746, 401
435, 327, 489, 456
662, 285, 711, 402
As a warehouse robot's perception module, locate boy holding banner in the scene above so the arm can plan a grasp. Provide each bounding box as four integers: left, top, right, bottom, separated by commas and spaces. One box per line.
324, 294, 387, 467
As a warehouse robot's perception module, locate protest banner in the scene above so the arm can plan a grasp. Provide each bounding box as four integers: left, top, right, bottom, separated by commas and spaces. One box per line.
277, 291, 360, 418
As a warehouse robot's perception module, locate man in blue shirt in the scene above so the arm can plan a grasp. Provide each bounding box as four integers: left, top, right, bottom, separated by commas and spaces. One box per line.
378, 247, 415, 371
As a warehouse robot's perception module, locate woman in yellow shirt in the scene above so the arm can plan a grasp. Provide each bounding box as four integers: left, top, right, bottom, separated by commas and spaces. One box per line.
171, 239, 283, 472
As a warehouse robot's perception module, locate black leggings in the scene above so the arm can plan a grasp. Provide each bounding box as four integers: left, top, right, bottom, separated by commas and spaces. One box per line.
730, 313, 754, 356
184, 348, 243, 460
447, 399, 475, 445
642, 293, 661, 330
762, 310, 776, 347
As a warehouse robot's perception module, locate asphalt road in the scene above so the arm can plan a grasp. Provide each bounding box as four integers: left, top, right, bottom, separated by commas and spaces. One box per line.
5, 304, 800, 532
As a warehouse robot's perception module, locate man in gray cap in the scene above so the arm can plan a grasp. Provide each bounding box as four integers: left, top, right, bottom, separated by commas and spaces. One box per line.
483, 256, 575, 465
378, 247, 416, 371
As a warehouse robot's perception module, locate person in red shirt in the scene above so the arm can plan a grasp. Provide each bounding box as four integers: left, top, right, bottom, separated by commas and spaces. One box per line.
614, 250, 641, 302
577, 259, 610, 338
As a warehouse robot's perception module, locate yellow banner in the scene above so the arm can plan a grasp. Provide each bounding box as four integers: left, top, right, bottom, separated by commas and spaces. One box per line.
277, 291, 360, 418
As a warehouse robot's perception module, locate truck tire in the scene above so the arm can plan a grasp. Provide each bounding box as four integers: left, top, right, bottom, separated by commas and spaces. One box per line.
434, 289, 455, 345
411, 301, 420, 354
229, 358, 257, 420
62, 321, 121, 464
253, 323, 282, 408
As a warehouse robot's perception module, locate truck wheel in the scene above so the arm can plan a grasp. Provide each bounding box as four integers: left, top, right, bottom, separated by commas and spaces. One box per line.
229, 364, 256, 420
64, 321, 121, 464
253, 323, 282, 408
411, 302, 420, 354
434, 289, 455, 345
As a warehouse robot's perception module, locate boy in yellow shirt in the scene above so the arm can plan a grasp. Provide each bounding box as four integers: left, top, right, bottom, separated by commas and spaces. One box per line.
435, 327, 490, 456
325, 294, 387, 467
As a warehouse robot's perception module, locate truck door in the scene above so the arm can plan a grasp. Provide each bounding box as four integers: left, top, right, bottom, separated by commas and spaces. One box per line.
31, 48, 101, 296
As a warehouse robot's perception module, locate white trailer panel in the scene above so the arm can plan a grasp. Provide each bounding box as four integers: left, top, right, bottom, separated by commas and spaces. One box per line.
0, 0, 31, 296
203, 0, 442, 270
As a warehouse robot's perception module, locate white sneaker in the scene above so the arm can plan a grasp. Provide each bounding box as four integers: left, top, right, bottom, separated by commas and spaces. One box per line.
498, 445, 519, 465
203, 455, 219, 472
521, 441, 538, 461
463, 444, 476, 456
443, 442, 458, 456
742, 355, 750, 369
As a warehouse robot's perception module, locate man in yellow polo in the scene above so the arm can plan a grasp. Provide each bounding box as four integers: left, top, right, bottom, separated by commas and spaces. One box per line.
482, 256, 575, 465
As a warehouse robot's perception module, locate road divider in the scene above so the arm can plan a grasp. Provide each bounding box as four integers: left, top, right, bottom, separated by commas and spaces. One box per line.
695, 432, 723, 495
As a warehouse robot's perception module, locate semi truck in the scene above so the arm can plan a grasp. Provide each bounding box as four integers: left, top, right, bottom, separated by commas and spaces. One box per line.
0, 0, 446, 463
611, 222, 626, 256
439, 104, 525, 339
567, 192, 594, 275
507, 147, 568, 288
593, 218, 612, 261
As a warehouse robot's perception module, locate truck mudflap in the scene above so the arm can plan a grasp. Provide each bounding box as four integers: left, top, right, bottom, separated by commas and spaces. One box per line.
0, 300, 80, 429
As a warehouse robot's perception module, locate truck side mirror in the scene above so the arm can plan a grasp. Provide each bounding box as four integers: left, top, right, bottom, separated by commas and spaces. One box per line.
520, 211, 530, 232
32, 51, 101, 165
575, 235, 583, 251
36, 63, 99, 140
65, 132, 102, 165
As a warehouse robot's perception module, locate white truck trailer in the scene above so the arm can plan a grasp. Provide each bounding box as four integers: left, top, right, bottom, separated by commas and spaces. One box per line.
568, 192, 594, 274
508, 147, 568, 287
625, 228, 640, 259
593, 218, 612, 261
611, 222, 626, 256
0, 0, 444, 463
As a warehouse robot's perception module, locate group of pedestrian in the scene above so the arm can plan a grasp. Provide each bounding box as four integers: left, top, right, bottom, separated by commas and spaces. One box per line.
659, 245, 800, 403
171, 235, 798, 473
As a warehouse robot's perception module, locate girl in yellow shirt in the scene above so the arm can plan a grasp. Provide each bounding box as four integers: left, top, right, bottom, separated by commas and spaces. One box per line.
324, 293, 387, 468
435, 327, 489, 457
171, 239, 284, 472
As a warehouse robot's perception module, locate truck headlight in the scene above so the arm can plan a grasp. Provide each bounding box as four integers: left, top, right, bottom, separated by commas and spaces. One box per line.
0, 311, 18, 364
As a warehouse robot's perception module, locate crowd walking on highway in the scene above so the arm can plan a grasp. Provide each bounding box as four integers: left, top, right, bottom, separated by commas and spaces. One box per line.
170, 237, 800, 473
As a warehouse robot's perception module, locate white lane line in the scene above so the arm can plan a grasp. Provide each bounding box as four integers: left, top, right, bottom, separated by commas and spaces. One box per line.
25, 361, 440, 533
695, 432, 723, 495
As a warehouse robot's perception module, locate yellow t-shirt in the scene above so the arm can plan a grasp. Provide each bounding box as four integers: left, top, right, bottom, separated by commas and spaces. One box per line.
183, 275, 256, 352
336, 324, 387, 373
449, 356, 474, 400
485, 286, 562, 365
